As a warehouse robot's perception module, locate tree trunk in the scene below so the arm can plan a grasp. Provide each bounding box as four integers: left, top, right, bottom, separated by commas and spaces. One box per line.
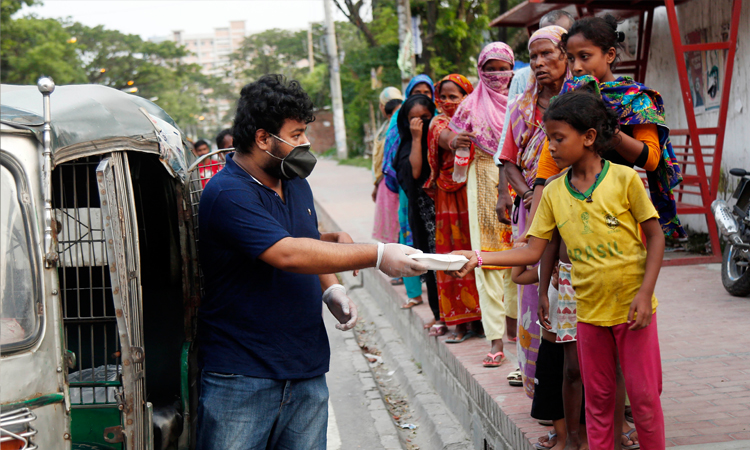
498, 0, 508, 42
420, 0, 438, 78
332, 0, 379, 47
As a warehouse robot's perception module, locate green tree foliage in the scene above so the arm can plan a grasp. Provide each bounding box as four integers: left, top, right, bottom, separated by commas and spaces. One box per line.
413, 0, 527, 79
228, 4, 402, 155
1, 2, 233, 131
64, 22, 226, 127
1, 0, 87, 84
231, 28, 310, 81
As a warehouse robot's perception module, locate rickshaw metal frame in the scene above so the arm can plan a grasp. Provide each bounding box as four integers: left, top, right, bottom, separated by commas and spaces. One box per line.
0, 149, 44, 355
2, 80, 198, 450
97, 154, 147, 449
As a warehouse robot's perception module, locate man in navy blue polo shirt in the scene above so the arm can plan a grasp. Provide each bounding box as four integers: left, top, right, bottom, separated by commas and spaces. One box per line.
196, 74, 428, 450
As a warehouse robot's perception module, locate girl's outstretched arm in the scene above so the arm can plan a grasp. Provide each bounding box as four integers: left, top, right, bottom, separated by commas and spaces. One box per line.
447, 237, 548, 278
628, 218, 665, 330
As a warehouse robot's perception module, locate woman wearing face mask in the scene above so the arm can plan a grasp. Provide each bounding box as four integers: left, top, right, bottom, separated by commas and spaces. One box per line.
448, 42, 517, 363
422, 74, 481, 338
497, 26, 570, 398
392, 94, 439, 327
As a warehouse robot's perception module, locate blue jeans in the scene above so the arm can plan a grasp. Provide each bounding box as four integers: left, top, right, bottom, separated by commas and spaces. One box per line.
196, 371, 329, 450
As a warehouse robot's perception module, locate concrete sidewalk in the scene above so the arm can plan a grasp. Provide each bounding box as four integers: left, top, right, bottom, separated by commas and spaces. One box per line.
308, 158, 750, 449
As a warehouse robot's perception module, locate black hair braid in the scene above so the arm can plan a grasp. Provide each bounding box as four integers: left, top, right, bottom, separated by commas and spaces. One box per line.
233, 74, 315, 154
543, 89, 621, 156
562, 14, 624, 70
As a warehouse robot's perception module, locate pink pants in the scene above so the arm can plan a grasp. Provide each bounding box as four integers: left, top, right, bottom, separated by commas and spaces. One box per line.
577, 314, 664, 450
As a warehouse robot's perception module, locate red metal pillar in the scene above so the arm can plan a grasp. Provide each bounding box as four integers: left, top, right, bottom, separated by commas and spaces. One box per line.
639, 8, 654, 82
663, 0, 742, 265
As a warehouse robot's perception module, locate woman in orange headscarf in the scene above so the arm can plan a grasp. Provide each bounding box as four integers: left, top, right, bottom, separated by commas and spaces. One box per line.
423, 74, 481, 339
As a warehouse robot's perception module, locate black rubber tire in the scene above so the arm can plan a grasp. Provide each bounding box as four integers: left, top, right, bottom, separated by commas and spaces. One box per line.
721, 244, 750, 296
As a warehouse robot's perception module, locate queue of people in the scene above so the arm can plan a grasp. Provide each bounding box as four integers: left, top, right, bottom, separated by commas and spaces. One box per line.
193, 8, 679, 450
370, 10, 680, 450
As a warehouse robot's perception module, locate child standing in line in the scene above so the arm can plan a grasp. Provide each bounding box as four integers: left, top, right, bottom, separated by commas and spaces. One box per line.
449, 89, 665, 450
538, 232, 590, 450
513, 258, 575, 450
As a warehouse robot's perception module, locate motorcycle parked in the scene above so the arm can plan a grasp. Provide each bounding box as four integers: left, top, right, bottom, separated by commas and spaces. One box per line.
711, 168, 750, 296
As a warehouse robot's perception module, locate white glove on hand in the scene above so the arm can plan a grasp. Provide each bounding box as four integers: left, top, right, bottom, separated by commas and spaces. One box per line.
377, 243, 429, 278
323, 284, 358, 331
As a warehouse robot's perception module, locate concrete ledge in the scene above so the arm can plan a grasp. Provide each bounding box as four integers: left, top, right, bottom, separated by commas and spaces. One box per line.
317, 199, 535, 450
348, 269, 529, 450
343, 270, 472, 450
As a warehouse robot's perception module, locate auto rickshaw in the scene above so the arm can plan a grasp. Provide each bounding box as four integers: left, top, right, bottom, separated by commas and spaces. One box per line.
0, 78, 212, 450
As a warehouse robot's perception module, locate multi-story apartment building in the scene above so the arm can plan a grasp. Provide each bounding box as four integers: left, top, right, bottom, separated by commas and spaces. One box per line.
171, 20, 246, 78
158, 21, 247, 140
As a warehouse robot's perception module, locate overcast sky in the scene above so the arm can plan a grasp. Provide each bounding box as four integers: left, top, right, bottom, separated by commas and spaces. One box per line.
19, 0, 361, 39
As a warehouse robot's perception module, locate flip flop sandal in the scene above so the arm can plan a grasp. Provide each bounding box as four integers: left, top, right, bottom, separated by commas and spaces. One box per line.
533, 431, 558, 449
507, 336, 518, 342
428, 323, 447, 337
506, 369, 523, 386
483, 352, 506, 367
401, 298, 423, 309
390, 277, 404, 286
445, 330, 477, 344
622, 429, 640, 450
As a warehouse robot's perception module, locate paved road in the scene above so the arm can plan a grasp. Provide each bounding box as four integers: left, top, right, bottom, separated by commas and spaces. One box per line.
324, 311, 403, 450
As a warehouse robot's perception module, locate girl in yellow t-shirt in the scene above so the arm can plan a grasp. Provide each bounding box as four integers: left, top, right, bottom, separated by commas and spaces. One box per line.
449, 89, 666, 450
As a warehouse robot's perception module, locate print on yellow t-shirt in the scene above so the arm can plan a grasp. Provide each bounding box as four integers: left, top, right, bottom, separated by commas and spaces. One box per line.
527, 161, 659, 327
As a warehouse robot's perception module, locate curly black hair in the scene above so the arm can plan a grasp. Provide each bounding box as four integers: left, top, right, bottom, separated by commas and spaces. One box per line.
232, 74, 315, 154
562, 14, 625, 70
543, 88, 620, 156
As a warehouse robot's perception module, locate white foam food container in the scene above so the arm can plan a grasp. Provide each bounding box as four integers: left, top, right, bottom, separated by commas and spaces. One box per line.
408, 253, 469, 271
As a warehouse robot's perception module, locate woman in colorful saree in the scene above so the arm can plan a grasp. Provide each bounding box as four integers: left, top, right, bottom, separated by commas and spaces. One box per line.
423, 74, 481, 339
497, 25, 570, 398
449, 42, 518, 365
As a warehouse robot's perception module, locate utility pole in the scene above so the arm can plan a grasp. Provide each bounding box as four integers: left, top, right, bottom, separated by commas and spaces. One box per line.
323, 0, 348, 159
308, 23, 315, 73
396, 0, 416, 92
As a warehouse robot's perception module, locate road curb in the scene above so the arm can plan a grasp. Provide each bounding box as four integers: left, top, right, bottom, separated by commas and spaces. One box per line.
342, 270, 473, 450
316, 199, 531, 450
343, 335, 403, 449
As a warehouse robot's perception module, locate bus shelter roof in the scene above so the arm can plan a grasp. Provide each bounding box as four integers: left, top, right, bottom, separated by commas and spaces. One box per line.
489, 0, 688, 29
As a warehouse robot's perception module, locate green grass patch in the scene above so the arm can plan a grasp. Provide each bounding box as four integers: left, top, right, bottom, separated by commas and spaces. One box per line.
319, 147, 337, 158
338, 156, 371, 169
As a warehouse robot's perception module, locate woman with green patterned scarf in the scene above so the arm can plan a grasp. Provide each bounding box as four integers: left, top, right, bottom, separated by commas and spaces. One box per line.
532, 15, 685, 241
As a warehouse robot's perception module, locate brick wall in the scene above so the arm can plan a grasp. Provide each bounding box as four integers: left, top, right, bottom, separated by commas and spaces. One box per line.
308, 109, 336, 154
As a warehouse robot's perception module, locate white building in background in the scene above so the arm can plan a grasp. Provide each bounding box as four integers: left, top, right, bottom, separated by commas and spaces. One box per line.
153, 21, 247, 139
171, 20, 247, 78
